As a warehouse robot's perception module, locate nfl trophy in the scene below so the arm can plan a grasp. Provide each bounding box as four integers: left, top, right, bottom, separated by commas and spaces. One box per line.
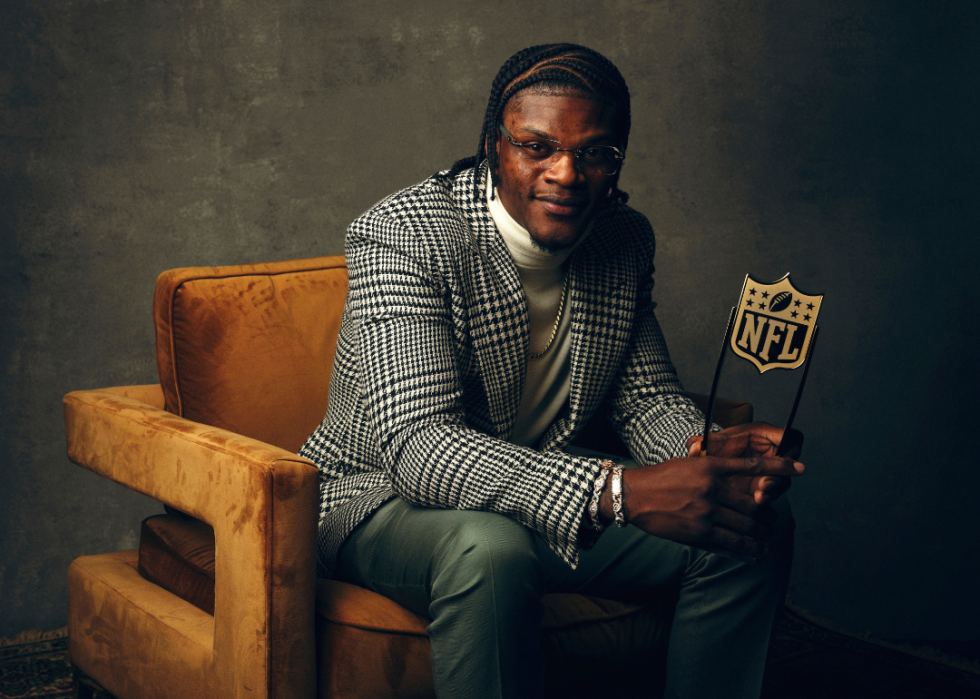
701, 274, 824, 458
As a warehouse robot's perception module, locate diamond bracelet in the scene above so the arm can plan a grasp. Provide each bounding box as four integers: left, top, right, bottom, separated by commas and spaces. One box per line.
588, 460, 616, 532
610, 465, 626, 527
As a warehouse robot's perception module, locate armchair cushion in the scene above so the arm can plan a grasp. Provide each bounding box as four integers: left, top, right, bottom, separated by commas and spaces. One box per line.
139, 514, 216, 615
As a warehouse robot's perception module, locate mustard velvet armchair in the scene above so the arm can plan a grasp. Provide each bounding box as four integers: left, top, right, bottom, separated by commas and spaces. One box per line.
64, 255, 753, 699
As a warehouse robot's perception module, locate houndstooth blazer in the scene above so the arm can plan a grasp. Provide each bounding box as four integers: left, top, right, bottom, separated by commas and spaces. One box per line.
299, 165, 706, 575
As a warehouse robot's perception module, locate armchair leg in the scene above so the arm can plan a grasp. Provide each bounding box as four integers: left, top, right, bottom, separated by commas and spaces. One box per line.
72, 667, 116, 699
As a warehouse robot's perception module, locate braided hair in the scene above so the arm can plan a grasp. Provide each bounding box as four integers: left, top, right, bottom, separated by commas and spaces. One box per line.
440, 43, 632, 204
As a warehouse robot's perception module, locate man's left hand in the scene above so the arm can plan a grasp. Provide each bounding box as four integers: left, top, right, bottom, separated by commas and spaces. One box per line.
686, 423, 803, 505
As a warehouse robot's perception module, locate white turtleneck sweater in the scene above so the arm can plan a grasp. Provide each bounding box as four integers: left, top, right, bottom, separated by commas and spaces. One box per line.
487, 184, 591, 447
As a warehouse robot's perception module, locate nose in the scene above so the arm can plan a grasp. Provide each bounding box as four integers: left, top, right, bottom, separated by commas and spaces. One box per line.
545, 150, 585, 187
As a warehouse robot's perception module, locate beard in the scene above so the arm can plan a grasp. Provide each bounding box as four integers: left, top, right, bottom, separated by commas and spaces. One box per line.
527, 232, 579, 254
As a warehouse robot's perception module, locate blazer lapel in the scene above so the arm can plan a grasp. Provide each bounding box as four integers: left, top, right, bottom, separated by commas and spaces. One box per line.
454, 168, 528, 439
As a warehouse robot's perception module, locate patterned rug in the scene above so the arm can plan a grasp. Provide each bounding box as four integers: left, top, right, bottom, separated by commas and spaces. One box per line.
2, 605, 978, 698
0, 630, 74, 699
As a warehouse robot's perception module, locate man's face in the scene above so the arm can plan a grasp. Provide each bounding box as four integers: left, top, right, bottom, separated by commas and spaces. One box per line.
494, 91, 620, 251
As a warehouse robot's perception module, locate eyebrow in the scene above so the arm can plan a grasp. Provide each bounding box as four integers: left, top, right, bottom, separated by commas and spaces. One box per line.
513, 125, 617, 145
515, 126, 560, 142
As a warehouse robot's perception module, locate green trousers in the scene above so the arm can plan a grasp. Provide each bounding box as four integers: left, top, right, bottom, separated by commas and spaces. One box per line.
336, 495, 793, 699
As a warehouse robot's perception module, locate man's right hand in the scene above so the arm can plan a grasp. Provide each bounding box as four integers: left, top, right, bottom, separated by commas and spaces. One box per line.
602, 455, 804, 560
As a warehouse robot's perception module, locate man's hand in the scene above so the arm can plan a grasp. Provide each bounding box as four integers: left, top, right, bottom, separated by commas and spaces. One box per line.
685, 423, 803, 505
596, 450, 804, 560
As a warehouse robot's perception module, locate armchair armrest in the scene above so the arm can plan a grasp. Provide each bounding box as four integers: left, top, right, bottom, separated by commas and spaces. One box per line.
64, 387, 319, 699
100, 383, 166, 409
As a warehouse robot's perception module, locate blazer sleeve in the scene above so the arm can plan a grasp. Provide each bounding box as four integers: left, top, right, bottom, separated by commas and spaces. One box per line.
344, 215, 604, 567
605, 258, 709, 465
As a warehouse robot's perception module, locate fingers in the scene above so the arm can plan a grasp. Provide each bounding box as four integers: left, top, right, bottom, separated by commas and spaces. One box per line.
757, 476, 788, 492
716, 485, 780, 525
711, 503, 776, 543
694, 423, 799, 458
754, 475, 792, 504
695, 430, 751, 458
715, 482, 761, 517
737, 421, 785, 444
686, 434, 702, 457
687, 439, 701, 457
712, 455, 804, 477
754, 456, 804, 476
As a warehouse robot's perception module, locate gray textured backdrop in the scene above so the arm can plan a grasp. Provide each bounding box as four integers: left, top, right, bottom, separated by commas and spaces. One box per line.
2, 0, 978, 642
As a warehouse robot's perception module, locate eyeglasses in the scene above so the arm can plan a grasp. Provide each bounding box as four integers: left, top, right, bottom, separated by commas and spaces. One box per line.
498, 123, 625, 176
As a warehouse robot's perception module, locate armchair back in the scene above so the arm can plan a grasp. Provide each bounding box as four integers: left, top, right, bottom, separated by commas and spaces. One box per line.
153, 256, 348, 453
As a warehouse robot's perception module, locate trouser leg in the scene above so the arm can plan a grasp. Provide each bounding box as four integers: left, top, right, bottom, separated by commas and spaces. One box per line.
335, 497, 546, 699
537, 497, 795, 699
662, 504, 793, 699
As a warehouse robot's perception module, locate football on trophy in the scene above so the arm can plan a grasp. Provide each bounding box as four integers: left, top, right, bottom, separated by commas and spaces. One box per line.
769, 291, 793, 312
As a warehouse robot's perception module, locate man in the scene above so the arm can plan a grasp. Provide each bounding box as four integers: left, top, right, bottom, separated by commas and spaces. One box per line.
300, 44, 803, 698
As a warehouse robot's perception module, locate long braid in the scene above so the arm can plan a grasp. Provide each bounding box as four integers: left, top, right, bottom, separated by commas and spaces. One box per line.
437, 44, 632, 205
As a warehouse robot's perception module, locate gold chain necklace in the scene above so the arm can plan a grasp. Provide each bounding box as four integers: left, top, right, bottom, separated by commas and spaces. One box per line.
529, 271, 569, 359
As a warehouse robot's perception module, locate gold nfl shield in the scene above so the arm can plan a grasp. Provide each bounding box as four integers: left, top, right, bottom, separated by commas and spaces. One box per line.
730, 274, 823, 373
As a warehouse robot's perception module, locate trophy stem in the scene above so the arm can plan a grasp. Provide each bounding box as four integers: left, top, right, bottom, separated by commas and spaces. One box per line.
701, 307, 737, 456
776, 325, 820, 457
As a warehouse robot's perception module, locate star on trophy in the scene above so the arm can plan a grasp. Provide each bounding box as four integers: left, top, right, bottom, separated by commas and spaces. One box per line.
701, 274, 824, 457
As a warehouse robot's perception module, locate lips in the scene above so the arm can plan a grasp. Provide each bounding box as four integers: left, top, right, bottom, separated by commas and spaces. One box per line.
535, 194, 588, 216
